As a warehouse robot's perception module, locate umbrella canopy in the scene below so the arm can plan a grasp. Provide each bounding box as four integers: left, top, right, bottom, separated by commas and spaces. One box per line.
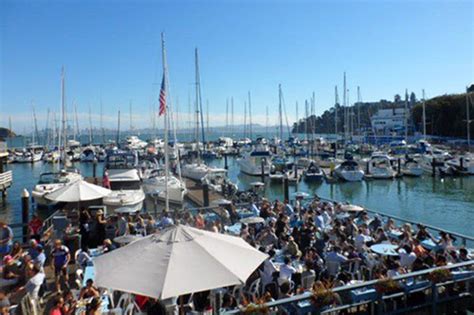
340, 204, 364, 212
240, 216, 265, 225
94, 224, 267, 299
45, 180, 111, 202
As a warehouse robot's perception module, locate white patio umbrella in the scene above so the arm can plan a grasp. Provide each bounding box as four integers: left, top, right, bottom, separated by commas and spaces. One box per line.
114, 206, 139, 214
45, 180, 111, 202
240, 216, 265, 225
340, 204, 364, 212
94, 224, 267, 299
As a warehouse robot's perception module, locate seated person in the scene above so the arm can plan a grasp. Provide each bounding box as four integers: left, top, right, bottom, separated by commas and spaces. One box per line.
278, 281, 293, 299
2, 255, 20, 281
77, 247, 93, 268
10, 242, 23, 261
79, 279, 100, 299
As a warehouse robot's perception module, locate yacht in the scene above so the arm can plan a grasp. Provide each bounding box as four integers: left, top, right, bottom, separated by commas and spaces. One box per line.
446, 154, 474, 175
418, 150, 455, 176
32, 170, 83, 206
201, 169, 237, 194
43, 150, 60, 163
237, 138, 272, 176
304, 162, 324, 181
142, 170, 187, 205
367, 153, 396, 179
14, 146, 43, 163
401, 158, 423, 177
181, 162, 214, 181
80, 146, 96, 162
66, 140, 81, 161
102, 151, 145, 212
123, 136, 148, 151
334, 159, 365, 182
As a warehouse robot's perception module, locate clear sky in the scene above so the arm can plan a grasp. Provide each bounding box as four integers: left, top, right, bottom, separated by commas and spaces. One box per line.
1, 0, 473, 132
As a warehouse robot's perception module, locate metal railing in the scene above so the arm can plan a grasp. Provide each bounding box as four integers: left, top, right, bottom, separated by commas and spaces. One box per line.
316, 195, 474, 247
0, 170, 12, 190
223, 260, 474, 315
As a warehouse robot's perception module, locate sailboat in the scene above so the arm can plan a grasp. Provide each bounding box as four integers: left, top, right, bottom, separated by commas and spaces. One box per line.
181, 48, 222, 181
142, 34, 187, 205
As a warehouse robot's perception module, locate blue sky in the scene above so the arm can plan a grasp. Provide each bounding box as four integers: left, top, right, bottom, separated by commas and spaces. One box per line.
1, 0, 473, 132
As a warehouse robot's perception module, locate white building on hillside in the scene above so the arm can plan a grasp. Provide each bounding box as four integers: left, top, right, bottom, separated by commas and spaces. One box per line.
371, 108, 408, 134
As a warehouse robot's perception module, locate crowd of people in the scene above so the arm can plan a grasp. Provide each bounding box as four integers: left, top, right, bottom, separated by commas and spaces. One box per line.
0, 195, 472, 314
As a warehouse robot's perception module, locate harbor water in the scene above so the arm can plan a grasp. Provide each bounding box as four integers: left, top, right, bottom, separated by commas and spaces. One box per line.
1, 155, 473, 239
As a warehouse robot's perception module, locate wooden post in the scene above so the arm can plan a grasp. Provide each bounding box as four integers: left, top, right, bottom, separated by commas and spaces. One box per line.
21, 189, 30, 243
92, 157, 98, 178
432, 158, 436, 177
460, 157, 464, 170
202, 183, 210, 207
397, 158, 401, 175
366, 161, 370, 174
283, 176, 289, 202
224, 154, 228, 170
294, 163, 298, 179
261, 158, 266, 183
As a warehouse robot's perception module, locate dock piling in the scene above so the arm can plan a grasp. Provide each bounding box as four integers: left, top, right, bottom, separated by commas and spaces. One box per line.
432, 159, 436, 177
283, 176, 289, 201
261, 158, 266, 183
93, 157, 98, 178
21, 189, 30, 243
397, 158, 401, 175
224, 154, 228, 170
202, 183, 210, 207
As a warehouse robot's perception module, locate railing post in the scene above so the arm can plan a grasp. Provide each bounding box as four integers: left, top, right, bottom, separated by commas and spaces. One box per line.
431, 282, 438, 315
21, 189, 30, 243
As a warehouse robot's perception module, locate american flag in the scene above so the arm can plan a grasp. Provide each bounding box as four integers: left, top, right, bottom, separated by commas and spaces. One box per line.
159, 73, 166, 116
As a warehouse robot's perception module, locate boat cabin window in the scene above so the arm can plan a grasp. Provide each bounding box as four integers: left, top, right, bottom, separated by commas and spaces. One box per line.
106, 155, 136, 169
38, 173, 69, 184
110, 180, 141, 190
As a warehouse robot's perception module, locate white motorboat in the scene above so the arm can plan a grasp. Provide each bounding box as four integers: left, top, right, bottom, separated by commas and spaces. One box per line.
447, 154, 474, 175
237, 138, 272, 176
142, 171, 187, 205
334, 160, 365, 182
43, 150, 60, 163
14, 146, 43, 163
123, 136, 148, 151
367, 153, 396, 179
102, 152, 145, 212
201, 168, 236, 194
181, 163, 214, 181
401, 158, 423, 177
32, 170, 83, 206
80, 146, 96, 162
418, 152, 455, 176
66, 140, 81, 161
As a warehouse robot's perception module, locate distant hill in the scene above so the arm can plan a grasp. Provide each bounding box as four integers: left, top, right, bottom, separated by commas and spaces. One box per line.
0, 127, 16, 139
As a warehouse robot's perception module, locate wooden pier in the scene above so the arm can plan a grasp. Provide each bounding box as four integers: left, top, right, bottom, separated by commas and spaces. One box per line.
184, 178, 226, 207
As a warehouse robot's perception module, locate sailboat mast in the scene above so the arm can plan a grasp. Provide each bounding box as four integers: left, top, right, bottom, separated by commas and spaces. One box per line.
357, 86, 361, 135
343, 72, 347, 143
225, 98, 229, 137
206, 99, 210, 139
295, 101, 299, 134
248, 91, 253, 140
243, 101, 247, 138
335, 86, 338, 136
195, 48, 206, 150
88, 105, 93, 144
231, 97, 234, 138
467, 87, 471, 152
278, 84, 283, 140
265, 105, 269, 139
161, 33, 170, 212
305, 100, 309, 141
32, 103, 39, 145
404, 89, 409, 145
74, 102, 80, 141
100, 99, 105, 144
59, 66, 65, 170
44, 109, 50, 147
422, 89, 427, 139
116, 110, 121, 145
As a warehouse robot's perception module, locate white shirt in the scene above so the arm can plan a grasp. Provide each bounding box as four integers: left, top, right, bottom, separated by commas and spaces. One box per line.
25, 272, 45, 299
355, 234, 372, 250
261, 259, 277, 286
399, 251, 417, 268
279, 264, 296, 281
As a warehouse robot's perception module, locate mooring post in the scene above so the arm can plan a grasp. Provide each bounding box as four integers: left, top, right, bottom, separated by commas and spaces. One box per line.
283, 176, 289, 202
398, 158, 401, 175
202, 183, 210, 208
432, 158, 436, 177
92, 157, 98, 178
261, 158, 266, 183
224, 154, 228, 170
21, 189, 30, 243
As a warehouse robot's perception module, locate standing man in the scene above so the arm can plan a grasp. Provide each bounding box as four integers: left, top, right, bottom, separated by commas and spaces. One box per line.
50, 240, 70, 292
0, 221, 13, 258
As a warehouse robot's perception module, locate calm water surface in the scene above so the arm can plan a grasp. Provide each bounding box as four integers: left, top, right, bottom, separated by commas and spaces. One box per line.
1, 156, 473, 238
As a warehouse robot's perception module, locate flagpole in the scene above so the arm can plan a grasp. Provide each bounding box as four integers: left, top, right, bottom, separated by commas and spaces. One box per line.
161, 32, 169, 213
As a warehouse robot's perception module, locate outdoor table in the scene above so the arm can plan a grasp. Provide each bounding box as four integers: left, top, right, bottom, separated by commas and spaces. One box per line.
335, 213, 351, 220
388, 230, 403, 239
351, 288, 378, 303
421, 239, 440, 251
370, 244, 399, 256
224, 223, 241, 236
82, 266, 95, 286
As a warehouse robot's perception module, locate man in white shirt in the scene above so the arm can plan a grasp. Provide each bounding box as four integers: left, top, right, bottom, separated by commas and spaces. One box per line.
279, 256, 296, 282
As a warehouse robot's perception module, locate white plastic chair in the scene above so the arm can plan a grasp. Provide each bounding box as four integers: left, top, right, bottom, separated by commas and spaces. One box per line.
244, 278, 261, 299
326, 261, 341, 277
108, 293, 131, 315
75, 269, 84, 282
301, 274, 316, 290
